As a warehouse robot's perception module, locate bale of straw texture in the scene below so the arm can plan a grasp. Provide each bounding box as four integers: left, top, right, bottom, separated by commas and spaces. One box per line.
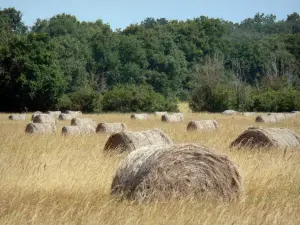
161, 113, 184, 122
230, 127, 300, 149
61, 125, 96, 135
104, 128, 173, 153
223, 110, 239, 115
31, 111, 43, 120
96, 122, 127, 134
47, 111, 61, 119
154, 111, 167, 116
33, 114, 56, 124
71, 118, 97, 128
187, 120, 218, 131
25, 123, 57, 134
65, 110, 82, 116
111, 143, 243, 201
59, 113, 76, 120
9, 114, 26, 120
131, 113, 150, 120
255, 115, 278, 123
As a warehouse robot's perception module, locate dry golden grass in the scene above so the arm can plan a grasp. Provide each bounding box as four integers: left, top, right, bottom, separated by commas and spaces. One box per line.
1, 111, 300, 224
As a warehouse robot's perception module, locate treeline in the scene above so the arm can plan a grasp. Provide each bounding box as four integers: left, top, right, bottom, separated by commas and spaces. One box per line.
0, 8, 300, 112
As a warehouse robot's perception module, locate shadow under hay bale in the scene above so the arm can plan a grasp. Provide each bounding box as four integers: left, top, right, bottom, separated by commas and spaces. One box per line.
111, 144, 243, 201
230, 127, 300, 150
131, 113, 150, 120
32, 114, 56, 124
71, 118, 97, 128
104, 128, 173, 153
187, 120, 218, 131
9, 114, 26, 120
161, 113, 184, 122
25, 123, 57, 134
96, 122, 127, 134
61, 125, 96, 135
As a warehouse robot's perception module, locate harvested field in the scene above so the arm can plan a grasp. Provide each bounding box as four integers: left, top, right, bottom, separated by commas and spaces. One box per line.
0, 110, 300, 224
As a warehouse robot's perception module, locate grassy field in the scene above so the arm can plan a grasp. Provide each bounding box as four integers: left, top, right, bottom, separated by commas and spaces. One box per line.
1, 106, 300, 224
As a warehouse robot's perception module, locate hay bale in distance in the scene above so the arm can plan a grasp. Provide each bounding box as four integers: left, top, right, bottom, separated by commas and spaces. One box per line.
61, 125, 96, 135
242, 112, 256, 116
104, 128, 173, 153
71, 118, 97, 128
31, 111, 43, 120
9, 114, 26, 120
65, 110, 82, 116
25, 123, 57, 134
131, 113, 150, 120
161, 113, 184, 122
223, 110, 239, 115
230, 127, 300, 149
255, 115, 278, 123
96, 122, 127, 134
47, 111, 61, 119
33, 114, 56, 124
187, 120, 218, 131
154, 111, 167, 116
59, 113, 76, 120
111, 144, 243, 201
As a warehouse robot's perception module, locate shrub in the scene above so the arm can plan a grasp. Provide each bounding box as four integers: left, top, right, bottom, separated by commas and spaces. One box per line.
102, 84, 178, 112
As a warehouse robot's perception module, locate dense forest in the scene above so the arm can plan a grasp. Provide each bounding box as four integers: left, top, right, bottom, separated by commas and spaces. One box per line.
1, 7, 300, 112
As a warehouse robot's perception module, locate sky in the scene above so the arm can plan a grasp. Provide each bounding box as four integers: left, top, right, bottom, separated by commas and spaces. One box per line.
1, 0, 299, 30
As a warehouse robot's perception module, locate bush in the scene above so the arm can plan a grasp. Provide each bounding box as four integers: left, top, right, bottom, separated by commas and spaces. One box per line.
102, 84, 178, 112
57, 88, 102, 113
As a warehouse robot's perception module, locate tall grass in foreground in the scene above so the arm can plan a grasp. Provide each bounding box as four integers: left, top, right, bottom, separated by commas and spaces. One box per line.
0, 112, 300, 224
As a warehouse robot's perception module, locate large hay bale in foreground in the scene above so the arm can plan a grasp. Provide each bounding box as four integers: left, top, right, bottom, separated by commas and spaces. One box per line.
104, 128, 173, 153
71, 118, 97, 128
61, 125, 96, 135
154, 111, 167, 116
255, 115, 278, 123
25, 123, 57, 134
161, 113, 184, 122
47, 111, 61, 119
230, 127, 300, 149
187, 120, 218, 131
223, 110, 239, 115
96, 122, 127, 134
111, 144, 243, 201
33, 114, 56, 124
131, 113, 150, 120
59, 113, 75, 120
9, 114, 26, 120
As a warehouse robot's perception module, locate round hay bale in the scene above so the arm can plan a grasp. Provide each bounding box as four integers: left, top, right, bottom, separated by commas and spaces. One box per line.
33, 114, 56, 124
9, 114, 26, 120
59, 113, 75, 121
154, 111, 167, 116
131, 113, 150, 120
61, 125, 96, 135
161, 113, 184, 122
96, 122, 127, 134
230, 127, 300, 149
104, 128, 173, 153
223, 110, 239, 115
25, 123, 57, 134
111, 144, 243, 201
47, 111, 61, 119
71, 118, 97, 128
187, 120, 218, 131
31, 111, 43, 120
65, 110, 82, 116
255, 115, 277, 123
